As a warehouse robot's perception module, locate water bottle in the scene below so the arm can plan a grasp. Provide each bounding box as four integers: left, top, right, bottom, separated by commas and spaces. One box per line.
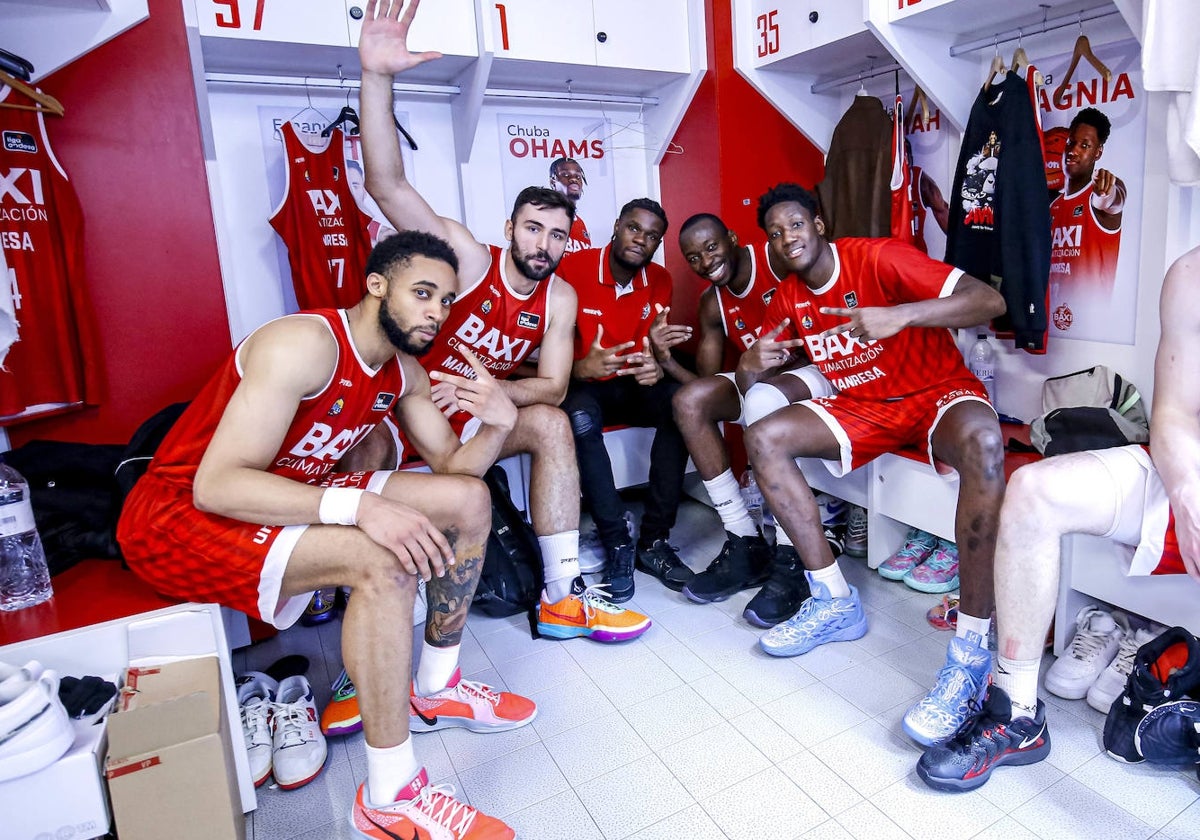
0, 462, 53, 611
741, 467, 764, 531
967, 332, 998, 407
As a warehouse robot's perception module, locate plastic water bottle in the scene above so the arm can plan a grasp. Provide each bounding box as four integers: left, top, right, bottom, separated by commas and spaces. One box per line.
741, 467, 764, 531
0, 462, 53, 611
967, 332, 998, 407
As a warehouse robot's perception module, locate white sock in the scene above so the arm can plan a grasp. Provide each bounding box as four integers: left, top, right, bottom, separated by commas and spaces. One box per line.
703, 470, 757, 538
956, 611, 991, 644
538, 530, 580, 602
809, 561, 850, 599
414, 642, 459, 695
366, 738, 420, 804
994, 654, 1040, 718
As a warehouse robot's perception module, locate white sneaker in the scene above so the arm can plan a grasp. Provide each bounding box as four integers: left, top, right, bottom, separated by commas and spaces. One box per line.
271, 675, 327, 789
1087, 626, 1164, 713
1045, 606, 1128, 700
0, 660, 73, 782
236, 671, 278, 787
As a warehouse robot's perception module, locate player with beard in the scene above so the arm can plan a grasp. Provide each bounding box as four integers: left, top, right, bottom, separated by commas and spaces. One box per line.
118, 230, 529, 839
556, 197, 696, 601
357, 0, 650, 650
550, 156, 591, 253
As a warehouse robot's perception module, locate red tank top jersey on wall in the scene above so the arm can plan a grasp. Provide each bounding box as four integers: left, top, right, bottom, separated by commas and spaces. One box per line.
714, 242, 780, 354
559, 244, 672, 379
760, 239, 969, 399
0, 89, 100, 422
269, 123, 373, 311
564, 215, 591, 254
1049, 182, 1121, 294
148, 309, 404, 490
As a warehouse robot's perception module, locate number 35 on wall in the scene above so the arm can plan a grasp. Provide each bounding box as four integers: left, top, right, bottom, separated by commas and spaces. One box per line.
209, 0, 266, 31
756, 10, 779, 58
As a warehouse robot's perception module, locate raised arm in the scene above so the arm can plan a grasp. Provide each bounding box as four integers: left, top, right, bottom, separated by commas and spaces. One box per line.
1151, 245, 1200, 580
358, 0, 489, 279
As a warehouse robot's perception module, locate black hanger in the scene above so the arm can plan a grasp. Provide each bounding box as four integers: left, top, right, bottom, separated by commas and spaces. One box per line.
320, 105, 360, 137
0, 48, 33, 82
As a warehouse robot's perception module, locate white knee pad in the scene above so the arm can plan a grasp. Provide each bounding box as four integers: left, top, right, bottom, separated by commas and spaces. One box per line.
744, 383, 790, 426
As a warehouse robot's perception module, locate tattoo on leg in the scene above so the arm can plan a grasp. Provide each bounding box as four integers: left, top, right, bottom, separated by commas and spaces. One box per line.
424, 544, 485, 647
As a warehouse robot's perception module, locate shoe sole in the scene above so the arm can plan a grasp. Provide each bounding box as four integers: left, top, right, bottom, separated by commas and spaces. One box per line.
321, 719, 363, 736
742, 608, 787, 629
916, 740, 1050, 792
844, 545, 868, 559
300, 611, 336, 627
683, 576, 769, 605
274, 750, 328, 790
536, 620, 651, 642
877, 564, 919, 581
760, 615, 869, 657
1043, 675, 1092, 701
409, 710, 537, 733
903, 575, 960, 594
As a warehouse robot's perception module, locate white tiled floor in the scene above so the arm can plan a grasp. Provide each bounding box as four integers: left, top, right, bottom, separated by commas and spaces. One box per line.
235, 499, 1200, 840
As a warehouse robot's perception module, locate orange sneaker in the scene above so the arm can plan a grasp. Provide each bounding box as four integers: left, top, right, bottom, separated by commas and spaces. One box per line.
537, 577, 652, 642
351, 769, 513, 840
321, 669, 361, 736
409, 669, 535, 734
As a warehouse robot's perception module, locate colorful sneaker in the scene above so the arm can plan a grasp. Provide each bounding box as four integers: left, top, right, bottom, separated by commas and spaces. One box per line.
903, 631, 992, 746
236, 671, 279, 787
1105, 626, 1200, 763
916, 685, 1050, 792
271, 675, 327, 789
902, 539, 960, 593
601, 543, 636, 603
351, 769, 514, 840
636, 539, 694, 591
743, 544, 811, 628
410, 668, 536, 733
1044, 606, 1127, 700
537, 577, 651, 642
321, 668, 362, 736
877, 527, 938, 580
1088, 627, 1162, 714
759, 580, 868, 657
0, 661, 72, 783
1135, 699, 1200, 765
300, 587, 339, 627
683, 531, 771, 604
926, 595, 960, 631
844, 504, 868, 558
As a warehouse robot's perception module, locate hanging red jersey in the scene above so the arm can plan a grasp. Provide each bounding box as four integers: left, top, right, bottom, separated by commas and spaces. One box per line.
761, 239, 970, 399
890, 94, 918, 249
714, 242, 780, 354
565, 215, 591, 254
148, 309, 404, 491
0, 88, 100, 423
269, 123, 372, 311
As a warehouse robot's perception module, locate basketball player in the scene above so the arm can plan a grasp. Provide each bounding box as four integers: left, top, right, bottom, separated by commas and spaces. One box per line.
741, 183, 1007, 750
670, 213, 835, 626
118, 230, 527, 839
358, 0, 649, 642
917, 244, 1200, 792
550, 156, 591, 253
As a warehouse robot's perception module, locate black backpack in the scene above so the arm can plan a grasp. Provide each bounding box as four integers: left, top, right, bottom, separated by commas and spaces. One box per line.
472, 466, 542, 618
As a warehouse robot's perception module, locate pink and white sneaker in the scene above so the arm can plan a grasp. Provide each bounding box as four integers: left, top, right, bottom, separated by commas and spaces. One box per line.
351, 768, 514, 840
409, 669, 536, 734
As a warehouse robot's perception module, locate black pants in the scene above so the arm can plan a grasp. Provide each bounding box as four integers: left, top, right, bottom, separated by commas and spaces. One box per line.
562, 376, 688, 551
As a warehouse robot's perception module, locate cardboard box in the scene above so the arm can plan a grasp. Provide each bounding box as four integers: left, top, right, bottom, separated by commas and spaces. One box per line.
105, 656, 245, 840
0, 715, 111, 840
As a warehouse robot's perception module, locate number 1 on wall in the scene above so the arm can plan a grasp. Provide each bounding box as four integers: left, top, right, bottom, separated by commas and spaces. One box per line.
495, 3, 510, 51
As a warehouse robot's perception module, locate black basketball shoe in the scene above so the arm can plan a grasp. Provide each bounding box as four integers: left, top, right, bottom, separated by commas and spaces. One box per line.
636, 539, 693, 591
601, 543, 636, 604
683, 532, 771, 604
1104, 626, 1200, 763
743, 545, 811, 628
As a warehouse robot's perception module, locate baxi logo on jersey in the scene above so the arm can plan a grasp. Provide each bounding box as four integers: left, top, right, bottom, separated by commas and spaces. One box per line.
305, 189, 346, 230
2, 132, 36, 154
0, 167, 49, 223
279, 422, 376, 475
448, 314, 534, 375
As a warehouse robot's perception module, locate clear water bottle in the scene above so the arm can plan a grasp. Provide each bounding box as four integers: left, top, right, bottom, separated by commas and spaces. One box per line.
741, 467, 764, 531
0, 462, 53, 611
967, 332, 998, 407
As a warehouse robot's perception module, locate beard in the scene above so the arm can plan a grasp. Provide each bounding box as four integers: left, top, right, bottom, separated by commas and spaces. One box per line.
379, 302, 433, 357
511, 242, 556, 281
611, 246, 650, 273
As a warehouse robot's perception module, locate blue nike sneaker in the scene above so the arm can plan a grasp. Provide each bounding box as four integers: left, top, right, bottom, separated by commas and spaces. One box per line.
1135, 699, 1200, 765
903, 631, 992, 746
759, 579, 867, 657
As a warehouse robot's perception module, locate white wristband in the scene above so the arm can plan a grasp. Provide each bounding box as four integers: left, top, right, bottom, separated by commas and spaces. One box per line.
319, 487, 364, 526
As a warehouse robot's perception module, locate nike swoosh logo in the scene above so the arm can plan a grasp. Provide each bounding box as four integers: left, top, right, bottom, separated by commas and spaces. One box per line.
541, 607, 583, 623
365, 813, 419, 840
410, 704, 438, 727
1018, 727, 1046, 750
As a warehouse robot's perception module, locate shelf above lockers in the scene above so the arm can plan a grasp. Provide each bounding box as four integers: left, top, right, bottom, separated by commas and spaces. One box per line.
0, 0, 147, 82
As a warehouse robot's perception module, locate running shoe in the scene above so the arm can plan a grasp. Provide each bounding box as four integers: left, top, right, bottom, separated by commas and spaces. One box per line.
300, 588, 339, 627
410, 668, 536, 733
903, 631, 992, 746
759, 580, 868, 657
743, 544, 811, 628
271, 675, 327, 789
537, 576, 651, 642
917, 685, 1050, 793
635, 539, 694, 591
902, 539, 960, 593
351, 769, 513, 840
236, 671, 278, 786
1044, 606, 1127, 700
1134, 699, 1200, 765
683, 531, 771, 604
844, 504, 868, 558
1105, 626, 1200, 763
321, 668, 362, 736
1088, 626, 1162, 714
0, 660, 72, 783
601, 543, 636, 603
877, 527, 938, 580
926, 595, 960, 631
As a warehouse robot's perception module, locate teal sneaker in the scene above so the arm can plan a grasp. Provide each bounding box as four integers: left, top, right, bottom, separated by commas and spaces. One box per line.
759, 580, 868, 657
903, 539, 960, 593
903, 631, 992, 746
878, 528, 938, 580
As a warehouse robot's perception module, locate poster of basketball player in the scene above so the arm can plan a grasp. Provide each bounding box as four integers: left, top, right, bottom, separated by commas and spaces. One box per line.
905, 99, 953, 262
1036, 39, 1145, 345
497, 113, 616, 255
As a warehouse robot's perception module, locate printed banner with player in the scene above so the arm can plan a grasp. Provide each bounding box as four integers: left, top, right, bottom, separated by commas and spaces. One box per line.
496, 113, 616, 256
904, 94, 953, 262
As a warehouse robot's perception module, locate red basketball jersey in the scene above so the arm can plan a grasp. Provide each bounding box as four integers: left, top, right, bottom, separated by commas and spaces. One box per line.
565, 215, 591, 254
890, 94, 919, 251
148, 309, 404, 491
269, 123, 373, 311
761, 238, 970, 399
0, 89, 99, 422
714, 242, 780, 354
1049, 182, 1122, 294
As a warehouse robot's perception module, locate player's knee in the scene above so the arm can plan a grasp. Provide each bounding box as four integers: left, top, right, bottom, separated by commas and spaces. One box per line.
744, 383, 789, 426
960, 425, 1005, 480
520, 403, 570, 441
745, 413, 788, 458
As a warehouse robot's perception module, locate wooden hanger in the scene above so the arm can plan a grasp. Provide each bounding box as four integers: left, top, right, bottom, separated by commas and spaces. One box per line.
1010, 35, 1045, 88
984, 46, 1007, 92
904, 84, 931, 134
0, 69, 64, 116
1052, 32, 1112, 104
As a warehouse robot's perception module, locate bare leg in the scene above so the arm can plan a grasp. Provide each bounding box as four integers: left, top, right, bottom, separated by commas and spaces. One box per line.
673, 376, 743, 479
498, 404, 579, 536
